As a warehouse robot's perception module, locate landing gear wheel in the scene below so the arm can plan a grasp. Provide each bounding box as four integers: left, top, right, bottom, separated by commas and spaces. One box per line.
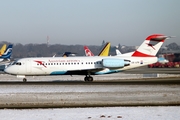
84, 76, 93, 82
84, 77, 87, 81
23, 78, 27, 82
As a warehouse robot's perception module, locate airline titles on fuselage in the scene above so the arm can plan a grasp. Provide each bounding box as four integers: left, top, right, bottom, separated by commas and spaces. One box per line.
48, 59, 81, 63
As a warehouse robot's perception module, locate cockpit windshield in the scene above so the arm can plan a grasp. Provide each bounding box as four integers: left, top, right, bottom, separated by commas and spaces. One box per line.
12, 61, 22, 66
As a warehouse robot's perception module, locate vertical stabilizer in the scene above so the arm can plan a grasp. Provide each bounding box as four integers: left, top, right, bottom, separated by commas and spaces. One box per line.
132, 34, 170, 57
0, 44, 7, 56
0, 44, 13, 59
84, 46, 94, 56
98, 42, 110, 56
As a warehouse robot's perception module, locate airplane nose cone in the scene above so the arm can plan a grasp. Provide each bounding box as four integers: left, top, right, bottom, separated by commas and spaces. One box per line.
4, 67, 9, 73
4, 67, 12, 74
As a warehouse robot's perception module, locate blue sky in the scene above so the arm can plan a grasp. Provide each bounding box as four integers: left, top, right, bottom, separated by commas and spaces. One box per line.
0, 0, 180, 46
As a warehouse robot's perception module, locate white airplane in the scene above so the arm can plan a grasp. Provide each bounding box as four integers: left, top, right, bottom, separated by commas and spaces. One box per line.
4, 34, 172, 82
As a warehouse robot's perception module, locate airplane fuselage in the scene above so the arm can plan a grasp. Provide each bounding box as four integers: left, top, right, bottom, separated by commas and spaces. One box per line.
5, 56, 157, 76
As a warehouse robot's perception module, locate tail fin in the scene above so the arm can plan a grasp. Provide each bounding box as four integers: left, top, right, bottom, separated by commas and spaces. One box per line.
132, 34, 171, 57
0, 44, 7, 56
84, 42, 111, 56
84, 46, 94, 56
98, 42, 110, 56
0, 44, 13, 59
115, 46, 122, 56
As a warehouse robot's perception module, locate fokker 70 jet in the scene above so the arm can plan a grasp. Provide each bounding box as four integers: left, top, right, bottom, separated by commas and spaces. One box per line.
4, 34, 172, 82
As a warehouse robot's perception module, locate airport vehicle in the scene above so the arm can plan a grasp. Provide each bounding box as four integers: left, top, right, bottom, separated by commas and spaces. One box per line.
0, 44, 7, 56
4, 34, 171, 82
84, 42, 110, 56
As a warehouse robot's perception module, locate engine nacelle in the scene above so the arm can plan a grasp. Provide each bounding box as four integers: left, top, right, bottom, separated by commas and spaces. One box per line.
102, 58, 130, 68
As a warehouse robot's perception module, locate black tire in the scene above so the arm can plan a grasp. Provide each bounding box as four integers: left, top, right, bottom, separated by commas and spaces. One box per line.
84, 77, 88, 81
23, 78, 27, 82
88, 77, 93, 82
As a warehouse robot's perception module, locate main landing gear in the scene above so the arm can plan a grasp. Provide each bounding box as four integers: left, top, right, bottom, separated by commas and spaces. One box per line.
23, 78, 27, 82
84, 75, 93, 82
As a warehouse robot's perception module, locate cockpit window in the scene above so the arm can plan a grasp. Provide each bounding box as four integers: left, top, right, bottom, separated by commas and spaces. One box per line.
12, 62, 22, 65
16, 62, 21, 65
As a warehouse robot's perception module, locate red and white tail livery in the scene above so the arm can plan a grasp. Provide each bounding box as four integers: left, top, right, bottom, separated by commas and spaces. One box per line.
132, 34, 172, 57
84, 46, 94, 56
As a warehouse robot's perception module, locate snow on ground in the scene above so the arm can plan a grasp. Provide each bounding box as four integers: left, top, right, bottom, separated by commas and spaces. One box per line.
0, 73, 180, 120
0, 107, 180, 120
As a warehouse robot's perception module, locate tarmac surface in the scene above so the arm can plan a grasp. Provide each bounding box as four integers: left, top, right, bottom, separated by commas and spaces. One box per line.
124, 66, 180, 74
0, 67, 180, 108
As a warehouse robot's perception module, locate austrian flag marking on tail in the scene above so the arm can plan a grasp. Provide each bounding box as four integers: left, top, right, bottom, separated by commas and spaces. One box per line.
132, 34, 169, 57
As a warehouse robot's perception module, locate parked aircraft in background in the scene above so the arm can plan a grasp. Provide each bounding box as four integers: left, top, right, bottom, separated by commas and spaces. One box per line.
62, 52, 76, 57
84, 42, 111, 56
115, 46, 122, 56
0, 44, 13, 70
158, 57, 169, 64
4, 34, 172, 82
0, 44, 7, 56
0, 44, 13, 62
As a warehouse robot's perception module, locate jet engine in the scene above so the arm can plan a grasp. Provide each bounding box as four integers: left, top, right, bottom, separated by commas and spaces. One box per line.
102, 58, 130, 68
